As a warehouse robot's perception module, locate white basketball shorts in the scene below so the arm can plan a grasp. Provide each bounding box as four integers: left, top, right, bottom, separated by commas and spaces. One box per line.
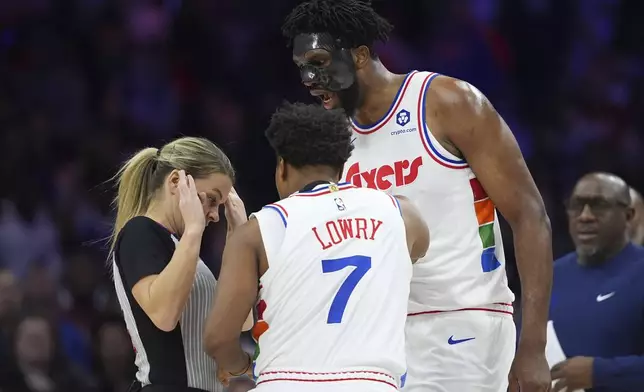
402, 307, 516, 392
250, 380, 396, 392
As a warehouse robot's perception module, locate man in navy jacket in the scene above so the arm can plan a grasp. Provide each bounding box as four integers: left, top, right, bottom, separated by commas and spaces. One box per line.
629, 187, 644, 246
549, 173, 644, 392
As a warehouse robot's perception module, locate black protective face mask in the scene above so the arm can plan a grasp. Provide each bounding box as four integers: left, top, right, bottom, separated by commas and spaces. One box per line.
293, 33, 357, 92
293, 33, 362, 116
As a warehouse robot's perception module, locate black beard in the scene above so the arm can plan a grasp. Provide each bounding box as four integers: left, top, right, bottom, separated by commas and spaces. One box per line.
337, 81, 361, 117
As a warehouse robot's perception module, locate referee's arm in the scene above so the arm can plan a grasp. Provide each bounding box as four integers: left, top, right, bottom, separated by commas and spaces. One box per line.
204, 218, 261, 374
119, 217, 203, 332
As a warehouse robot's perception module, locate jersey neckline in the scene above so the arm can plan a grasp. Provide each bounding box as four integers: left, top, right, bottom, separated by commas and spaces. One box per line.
349, 70, 418, 134
290, 181, 355, 197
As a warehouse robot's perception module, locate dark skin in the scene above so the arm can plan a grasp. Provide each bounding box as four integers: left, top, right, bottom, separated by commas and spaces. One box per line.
202, 162, 338, 386
426, 75, 552, 392
293, 35, 403, 116
295, 43, 553, 391
629, 187, 644, 246
550, 357, 594, 392
203, 160, 429, 386
567, 173, 633, 266
551, 173, 634, 391
203, 216, 265, 387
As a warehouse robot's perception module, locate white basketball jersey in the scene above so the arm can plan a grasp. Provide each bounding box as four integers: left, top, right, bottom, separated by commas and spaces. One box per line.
250, 182, 411, 389
344, 71, 515, 315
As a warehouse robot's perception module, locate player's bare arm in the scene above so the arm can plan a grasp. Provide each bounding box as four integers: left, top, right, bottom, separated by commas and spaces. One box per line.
394, 195, 429, 263
204, 218, 263, 377
428, 75, 552, 388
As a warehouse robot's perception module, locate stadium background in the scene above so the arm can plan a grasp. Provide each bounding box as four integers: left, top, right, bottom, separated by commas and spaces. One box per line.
0, 0, 642, 391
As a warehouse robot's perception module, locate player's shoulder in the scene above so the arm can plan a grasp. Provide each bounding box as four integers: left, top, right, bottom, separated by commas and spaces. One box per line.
254, 201, 289, 222
342, 187, 401, 211
350, 185, 396, 196
340, 184, 388, 198
424, 74, 486, 111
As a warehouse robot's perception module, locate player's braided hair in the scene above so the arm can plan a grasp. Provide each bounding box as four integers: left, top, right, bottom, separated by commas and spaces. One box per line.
281, 0, 393, 55
265, 102, 354, 174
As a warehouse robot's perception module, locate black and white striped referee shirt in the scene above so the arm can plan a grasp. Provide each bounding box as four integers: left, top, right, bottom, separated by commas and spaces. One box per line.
112, 216, 223, 392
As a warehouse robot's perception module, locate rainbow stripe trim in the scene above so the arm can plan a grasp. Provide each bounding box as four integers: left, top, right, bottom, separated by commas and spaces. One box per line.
470, 178, 501, 272
251, 295, 269, 379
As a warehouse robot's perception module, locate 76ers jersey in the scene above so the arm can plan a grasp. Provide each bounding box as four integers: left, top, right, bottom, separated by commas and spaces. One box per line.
344, 71, 515, 315
250, 182, 411, 389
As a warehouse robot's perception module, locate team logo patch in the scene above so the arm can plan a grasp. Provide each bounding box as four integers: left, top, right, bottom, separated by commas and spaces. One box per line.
396, 109, 410, 127
329, 183, 340, 192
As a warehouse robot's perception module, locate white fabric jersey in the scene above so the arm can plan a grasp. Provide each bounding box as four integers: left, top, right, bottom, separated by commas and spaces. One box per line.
250, 182, 411, 390
344, 71, 515, 314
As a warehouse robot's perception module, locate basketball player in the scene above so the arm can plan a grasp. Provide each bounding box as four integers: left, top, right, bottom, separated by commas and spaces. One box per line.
281, 1, 552, 391
629, 187, 644, 245
203, 102, 429, 392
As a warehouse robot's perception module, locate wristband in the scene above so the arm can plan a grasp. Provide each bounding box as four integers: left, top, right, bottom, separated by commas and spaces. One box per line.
229, 352, 252, 377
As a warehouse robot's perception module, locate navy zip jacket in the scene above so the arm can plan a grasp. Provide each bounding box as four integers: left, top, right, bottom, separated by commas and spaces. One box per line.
550, 243, 644, 391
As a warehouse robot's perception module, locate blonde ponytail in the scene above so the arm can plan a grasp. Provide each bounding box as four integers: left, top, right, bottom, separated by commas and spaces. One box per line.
109, 147, 158, 252
108, 137, 235, 253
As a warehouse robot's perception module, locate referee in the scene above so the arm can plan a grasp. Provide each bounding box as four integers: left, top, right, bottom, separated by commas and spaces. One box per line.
109, 137, 248, 392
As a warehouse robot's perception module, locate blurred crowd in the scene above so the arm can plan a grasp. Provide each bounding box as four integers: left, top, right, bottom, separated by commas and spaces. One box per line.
0, 0, 643, 391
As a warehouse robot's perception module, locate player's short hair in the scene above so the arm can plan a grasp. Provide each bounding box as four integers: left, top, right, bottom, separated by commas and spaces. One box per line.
265, 102, 354, 174
281, 0, 393, 55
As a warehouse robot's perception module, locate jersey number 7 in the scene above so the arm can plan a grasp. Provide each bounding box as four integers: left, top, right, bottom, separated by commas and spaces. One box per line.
321, 255, 372, 324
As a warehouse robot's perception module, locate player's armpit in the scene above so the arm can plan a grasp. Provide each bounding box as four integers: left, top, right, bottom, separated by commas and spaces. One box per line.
242, 310, 254, 332
394, 195, 429, 263
428, 76, 552, 349
204, 218, 261, 372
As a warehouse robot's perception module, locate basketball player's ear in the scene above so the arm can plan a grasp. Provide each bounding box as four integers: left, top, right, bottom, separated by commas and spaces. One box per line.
352, 46, 370, 70
277, 157, 287, 182
626, 206, 635, 223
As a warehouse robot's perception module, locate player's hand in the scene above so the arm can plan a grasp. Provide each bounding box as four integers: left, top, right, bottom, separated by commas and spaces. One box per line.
216, 366, 233, 388
509, 347, 551, 392
224, 187, 248, 232
177, 170, 206, 234
550, 356, 594, 392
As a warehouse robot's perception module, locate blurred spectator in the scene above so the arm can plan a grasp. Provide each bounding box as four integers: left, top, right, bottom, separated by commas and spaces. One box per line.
0, 314, 94, 392
21, 263, 60, 320
629, 187, 644, 245
0, 197, 61, 280
58, 248, 109, 372
0, 269, 21, 371
548, 173, 644, 391
93, 317, 135, 392
0, 270, 22, 334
